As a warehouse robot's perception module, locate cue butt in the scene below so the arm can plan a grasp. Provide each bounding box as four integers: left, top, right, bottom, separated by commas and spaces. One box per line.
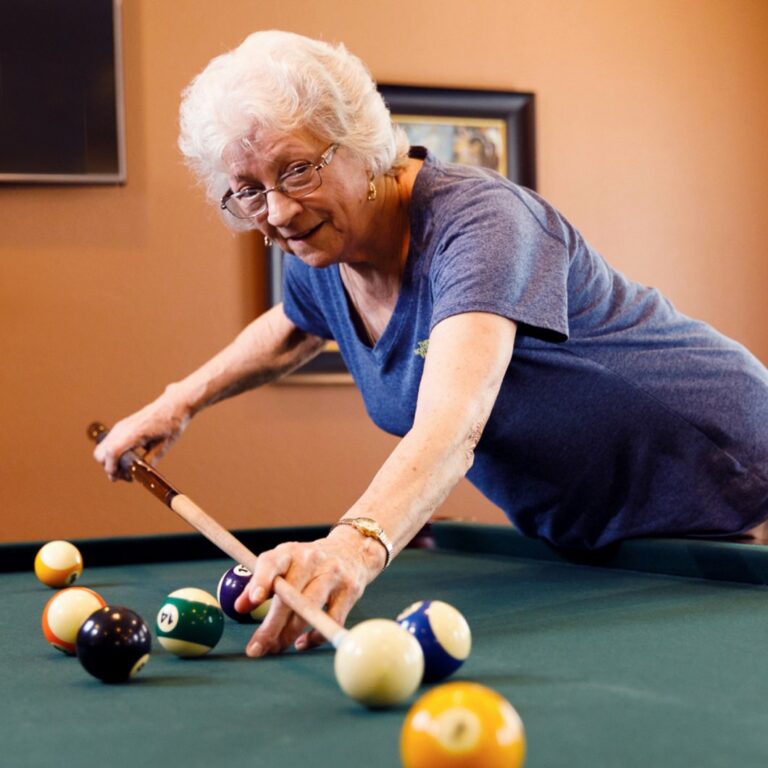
87, 421, 178, 504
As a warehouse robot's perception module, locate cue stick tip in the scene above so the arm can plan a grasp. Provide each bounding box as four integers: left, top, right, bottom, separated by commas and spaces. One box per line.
330, 628, 349, 649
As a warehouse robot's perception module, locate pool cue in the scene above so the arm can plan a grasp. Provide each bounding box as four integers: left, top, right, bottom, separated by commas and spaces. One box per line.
87, 422, 347, 647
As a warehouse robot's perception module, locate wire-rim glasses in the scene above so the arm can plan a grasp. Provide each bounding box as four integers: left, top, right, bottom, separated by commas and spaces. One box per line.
220, 143, 340, 220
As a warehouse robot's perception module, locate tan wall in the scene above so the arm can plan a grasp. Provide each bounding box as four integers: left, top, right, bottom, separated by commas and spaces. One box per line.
2, 0, 767, 543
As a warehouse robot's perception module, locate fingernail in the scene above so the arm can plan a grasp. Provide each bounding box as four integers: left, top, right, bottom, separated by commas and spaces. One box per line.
295, 635, 307, 651
247, 640, 263, 658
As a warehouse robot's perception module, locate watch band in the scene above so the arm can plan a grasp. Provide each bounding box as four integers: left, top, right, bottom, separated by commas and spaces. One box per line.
330, 517, 393, 568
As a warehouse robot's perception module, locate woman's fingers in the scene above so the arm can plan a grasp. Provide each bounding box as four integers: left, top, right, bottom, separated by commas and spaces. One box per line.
93, 421, 143, 479
237, 539, 367, 656
294, 584, 361, 651
92, 397, 189, 480
238, 544, 311, 656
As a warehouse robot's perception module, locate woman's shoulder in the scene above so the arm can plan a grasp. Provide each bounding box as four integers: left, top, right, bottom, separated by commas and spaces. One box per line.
414, 147, 517, 193
411, 149, 568, 248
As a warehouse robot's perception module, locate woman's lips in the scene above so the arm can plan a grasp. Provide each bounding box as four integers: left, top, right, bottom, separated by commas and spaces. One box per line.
285, 222, 323, 242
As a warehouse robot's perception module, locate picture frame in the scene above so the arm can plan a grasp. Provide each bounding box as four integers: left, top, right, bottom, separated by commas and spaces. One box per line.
269, 84, 536, 383
0, 0, 126, 184
378, 84, 536, 188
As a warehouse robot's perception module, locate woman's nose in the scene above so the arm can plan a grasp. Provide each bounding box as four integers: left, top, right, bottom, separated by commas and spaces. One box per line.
266, 189, 303, 228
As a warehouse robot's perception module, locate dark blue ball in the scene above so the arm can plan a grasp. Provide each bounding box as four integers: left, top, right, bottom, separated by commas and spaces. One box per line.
396, 600, 471, 682
217, 564, 271, 623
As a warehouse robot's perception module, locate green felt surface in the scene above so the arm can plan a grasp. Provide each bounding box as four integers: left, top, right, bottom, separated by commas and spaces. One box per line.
2, 535, 768, 767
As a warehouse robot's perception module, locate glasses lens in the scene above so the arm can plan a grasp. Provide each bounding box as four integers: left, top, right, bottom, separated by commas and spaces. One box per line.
226, 190, 266, 219
281, 166, 321, 197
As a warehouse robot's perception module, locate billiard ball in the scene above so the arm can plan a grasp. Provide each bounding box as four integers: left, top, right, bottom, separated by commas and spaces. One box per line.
334, 619, 424, 708
34, 540, 83, 588
400, 681, 526, 768
396, 600, 472, 682
41, 586, 106, 654
156, 587, 225, 657
75, 606, 152, 684
217, 564, 272, 623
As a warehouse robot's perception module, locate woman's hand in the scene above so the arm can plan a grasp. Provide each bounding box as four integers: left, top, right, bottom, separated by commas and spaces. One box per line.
234, 525, 387, 656
92, 385, 192, 481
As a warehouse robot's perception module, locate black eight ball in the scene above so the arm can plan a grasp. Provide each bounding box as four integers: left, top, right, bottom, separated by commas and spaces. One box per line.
76, 605, 152, 683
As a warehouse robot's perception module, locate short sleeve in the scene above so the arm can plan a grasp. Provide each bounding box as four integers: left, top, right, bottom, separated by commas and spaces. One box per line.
429, 181, 570, 342
281, 253, 333, 339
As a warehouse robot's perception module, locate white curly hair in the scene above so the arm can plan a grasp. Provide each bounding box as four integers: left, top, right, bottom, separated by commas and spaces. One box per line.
178, 30, 410, 224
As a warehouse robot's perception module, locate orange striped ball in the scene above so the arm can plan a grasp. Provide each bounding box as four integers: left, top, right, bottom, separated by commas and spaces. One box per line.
42, 587, 106, 654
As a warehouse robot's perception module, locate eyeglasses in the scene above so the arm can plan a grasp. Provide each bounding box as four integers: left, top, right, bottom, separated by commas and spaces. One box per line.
220, 143, 340, 220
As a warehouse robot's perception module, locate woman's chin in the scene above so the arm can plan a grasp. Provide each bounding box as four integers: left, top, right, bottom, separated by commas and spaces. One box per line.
285, 242, 338, 268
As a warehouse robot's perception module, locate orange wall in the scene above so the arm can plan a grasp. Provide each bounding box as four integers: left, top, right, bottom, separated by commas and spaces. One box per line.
2, 0, 767, 543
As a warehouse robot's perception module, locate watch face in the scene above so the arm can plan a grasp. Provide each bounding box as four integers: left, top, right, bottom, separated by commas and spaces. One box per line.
356, 518, 377, 534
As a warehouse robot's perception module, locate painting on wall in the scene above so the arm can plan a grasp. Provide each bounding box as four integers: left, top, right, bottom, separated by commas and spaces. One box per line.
379, 84, 535, 186
269, 85, 536, 383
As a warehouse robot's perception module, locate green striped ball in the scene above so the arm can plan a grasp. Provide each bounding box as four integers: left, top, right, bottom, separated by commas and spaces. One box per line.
156, 587, 224, 657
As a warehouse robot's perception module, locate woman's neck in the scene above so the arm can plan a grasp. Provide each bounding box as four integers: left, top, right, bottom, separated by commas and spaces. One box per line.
344, 156, 423, 292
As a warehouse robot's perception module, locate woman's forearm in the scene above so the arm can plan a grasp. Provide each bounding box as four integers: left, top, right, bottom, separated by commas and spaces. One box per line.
347, 417, 480, 554
166, 303, 325, 417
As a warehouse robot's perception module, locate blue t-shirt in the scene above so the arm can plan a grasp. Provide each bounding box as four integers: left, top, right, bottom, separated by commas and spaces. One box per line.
283, 150, 768, 550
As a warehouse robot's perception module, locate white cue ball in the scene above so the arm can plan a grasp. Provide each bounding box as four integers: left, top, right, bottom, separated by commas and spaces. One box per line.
334, 618, 425, 708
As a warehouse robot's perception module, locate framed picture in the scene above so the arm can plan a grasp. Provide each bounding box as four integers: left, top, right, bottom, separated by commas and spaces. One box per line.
269, 84, 536, 383
378, 84, 536, 188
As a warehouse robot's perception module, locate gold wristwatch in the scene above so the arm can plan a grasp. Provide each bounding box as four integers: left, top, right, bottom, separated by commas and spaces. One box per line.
330, 517, 393, 568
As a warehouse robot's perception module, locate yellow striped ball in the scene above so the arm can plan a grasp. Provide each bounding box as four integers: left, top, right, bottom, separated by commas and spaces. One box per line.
34, 540, 83, 588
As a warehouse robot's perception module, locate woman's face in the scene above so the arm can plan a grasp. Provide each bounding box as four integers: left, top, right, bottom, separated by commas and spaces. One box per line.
222, 128, 373, 268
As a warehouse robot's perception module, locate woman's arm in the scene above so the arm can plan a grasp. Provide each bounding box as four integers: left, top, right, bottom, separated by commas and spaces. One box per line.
336, 310, 516, 556
237, 311, 516, 655
170, 302, 325, 410
94, 303, 325, 479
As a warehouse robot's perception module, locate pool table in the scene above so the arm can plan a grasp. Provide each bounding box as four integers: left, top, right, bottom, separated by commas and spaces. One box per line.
3, 522, 768, 768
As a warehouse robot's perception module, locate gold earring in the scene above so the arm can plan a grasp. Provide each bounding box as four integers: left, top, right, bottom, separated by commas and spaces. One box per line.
264, 235, 273, 247
367, 177, 377, 202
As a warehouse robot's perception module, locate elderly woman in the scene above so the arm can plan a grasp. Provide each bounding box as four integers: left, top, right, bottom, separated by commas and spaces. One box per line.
95, 30, 768, 657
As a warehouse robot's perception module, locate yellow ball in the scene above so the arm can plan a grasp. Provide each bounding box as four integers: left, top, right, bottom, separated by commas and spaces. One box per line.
34, 540, 83, 588
400, 682, 526, 768
334, 619, 424, 708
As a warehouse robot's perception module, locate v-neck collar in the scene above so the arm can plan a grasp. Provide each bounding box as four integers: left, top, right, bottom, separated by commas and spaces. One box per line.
334, 245, 416, 362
